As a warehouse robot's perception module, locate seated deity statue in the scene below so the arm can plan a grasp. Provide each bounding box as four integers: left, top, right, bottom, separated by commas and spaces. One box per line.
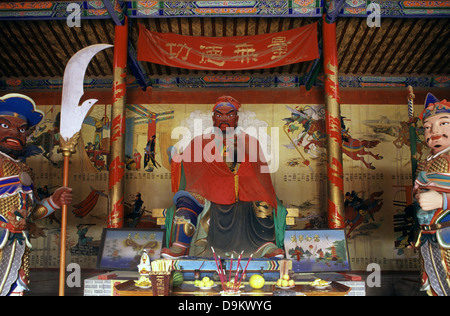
161, 96, 286, 259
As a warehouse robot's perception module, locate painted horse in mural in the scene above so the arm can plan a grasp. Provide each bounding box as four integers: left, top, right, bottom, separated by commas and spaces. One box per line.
344, 190, 384, 238
341, 129, 383, 170
283, 106, 383, 169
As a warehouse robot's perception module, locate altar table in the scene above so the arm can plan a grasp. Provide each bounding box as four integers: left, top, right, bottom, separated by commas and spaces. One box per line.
114, 279, 351, 296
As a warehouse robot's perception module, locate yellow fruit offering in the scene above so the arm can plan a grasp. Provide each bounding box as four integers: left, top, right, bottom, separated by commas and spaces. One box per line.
282, 274, 290, 280
195, 276, 215, 288
249, 274, 265, 289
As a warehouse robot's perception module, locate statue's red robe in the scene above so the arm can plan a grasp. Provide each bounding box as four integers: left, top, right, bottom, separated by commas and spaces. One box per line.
174, 131, 277, 210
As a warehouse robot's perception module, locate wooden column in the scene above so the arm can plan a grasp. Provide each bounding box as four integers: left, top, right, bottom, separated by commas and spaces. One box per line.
323, 14, 345, 229
108, 16, 128, 228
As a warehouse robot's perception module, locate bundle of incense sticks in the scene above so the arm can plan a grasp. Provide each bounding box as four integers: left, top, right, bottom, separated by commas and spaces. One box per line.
151, 259, 173, 272
211, 247, 253, 292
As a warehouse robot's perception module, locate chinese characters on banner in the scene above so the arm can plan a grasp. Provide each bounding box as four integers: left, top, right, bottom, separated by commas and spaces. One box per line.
137, 22, 319, 70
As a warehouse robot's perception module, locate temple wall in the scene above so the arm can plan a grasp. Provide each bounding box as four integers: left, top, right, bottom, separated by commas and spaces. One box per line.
25, 88, 444, 271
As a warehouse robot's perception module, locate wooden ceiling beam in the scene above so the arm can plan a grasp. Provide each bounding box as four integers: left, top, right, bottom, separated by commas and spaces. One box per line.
352, 27, 379, 74
89, 19, 113, 74
0, 56, 13, 78
362, 18, 395, 74
222, 17, 227, 36
78, 23, 105, 77
33, 21, 65, 75
410, 19, 444, 75
0, 22, 36, 77
200, 17, 205, 36
398, 19, 431, 74
370, 19, 402, 74
337, 18, 350, 48
387, 20, 415, 75
45, 20, 72, 63
378, 19, 406, 74
254, 18, 260, 35
428, 47, 450, 75
211, 17, 216, 36
23, 22, 56, 77
339, 18, 363, 72
344, 21, 370, 74
188, 17, 194, 36
0, 51, 19, 78
420, 23, 449, 74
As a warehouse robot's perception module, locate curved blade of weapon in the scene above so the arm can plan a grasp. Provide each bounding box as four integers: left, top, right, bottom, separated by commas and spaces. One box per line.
60, 44, 113, 142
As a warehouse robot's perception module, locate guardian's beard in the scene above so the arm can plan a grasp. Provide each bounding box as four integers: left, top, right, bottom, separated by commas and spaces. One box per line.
0, 144, 27, 159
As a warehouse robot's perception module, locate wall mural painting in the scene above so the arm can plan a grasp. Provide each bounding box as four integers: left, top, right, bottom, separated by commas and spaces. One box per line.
26, 103, 426, 271
280, 103, 425, 270
27, 103, 175, 269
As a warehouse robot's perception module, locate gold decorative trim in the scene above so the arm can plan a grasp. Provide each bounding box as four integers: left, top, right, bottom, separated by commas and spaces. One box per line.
253, 201, 273, 219
58, 132, 80, 156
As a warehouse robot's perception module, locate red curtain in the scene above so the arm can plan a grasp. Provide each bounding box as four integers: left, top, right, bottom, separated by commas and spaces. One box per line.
137, 22, 319, 70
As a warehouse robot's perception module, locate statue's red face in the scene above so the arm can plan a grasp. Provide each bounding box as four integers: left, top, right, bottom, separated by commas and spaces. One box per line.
212, 104, 239, 132
0, 116, 28, 158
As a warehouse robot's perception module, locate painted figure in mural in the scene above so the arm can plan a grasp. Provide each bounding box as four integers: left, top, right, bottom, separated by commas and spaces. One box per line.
344, 190, 383, 238
144, 136, 159, 171
144, 135, 160, 171
125, 192, 144, 227
133, 149, 142, 170
283, 106, 382, 169
413, 93, 450, 296
161, 95, 286, 259
76, 224, 94, 246
93, 117, 106, 150
0, 94, 73, 296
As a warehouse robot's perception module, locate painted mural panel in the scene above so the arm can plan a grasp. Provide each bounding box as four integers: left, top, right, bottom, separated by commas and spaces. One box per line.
27, 102, 426, 271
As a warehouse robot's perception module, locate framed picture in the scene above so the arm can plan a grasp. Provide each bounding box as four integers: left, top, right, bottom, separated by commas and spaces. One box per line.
96, 228, 165, 271
284, 229, 350, 273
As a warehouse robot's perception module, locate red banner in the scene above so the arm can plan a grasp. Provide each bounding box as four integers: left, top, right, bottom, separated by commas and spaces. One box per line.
137, 22, 319, 70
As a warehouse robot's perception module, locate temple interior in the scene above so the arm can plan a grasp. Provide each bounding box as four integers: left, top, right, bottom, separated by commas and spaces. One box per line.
0, 1, 449, 298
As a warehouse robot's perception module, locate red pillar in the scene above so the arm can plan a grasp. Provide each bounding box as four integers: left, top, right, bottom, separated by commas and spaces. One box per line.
108, 16, 128, 228
147, 114, 156, 140
323, 15, 345, 229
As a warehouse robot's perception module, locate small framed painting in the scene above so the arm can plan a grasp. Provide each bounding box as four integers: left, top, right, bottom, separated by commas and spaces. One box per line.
97, 228, 165, 271
284, 229, 350, 272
